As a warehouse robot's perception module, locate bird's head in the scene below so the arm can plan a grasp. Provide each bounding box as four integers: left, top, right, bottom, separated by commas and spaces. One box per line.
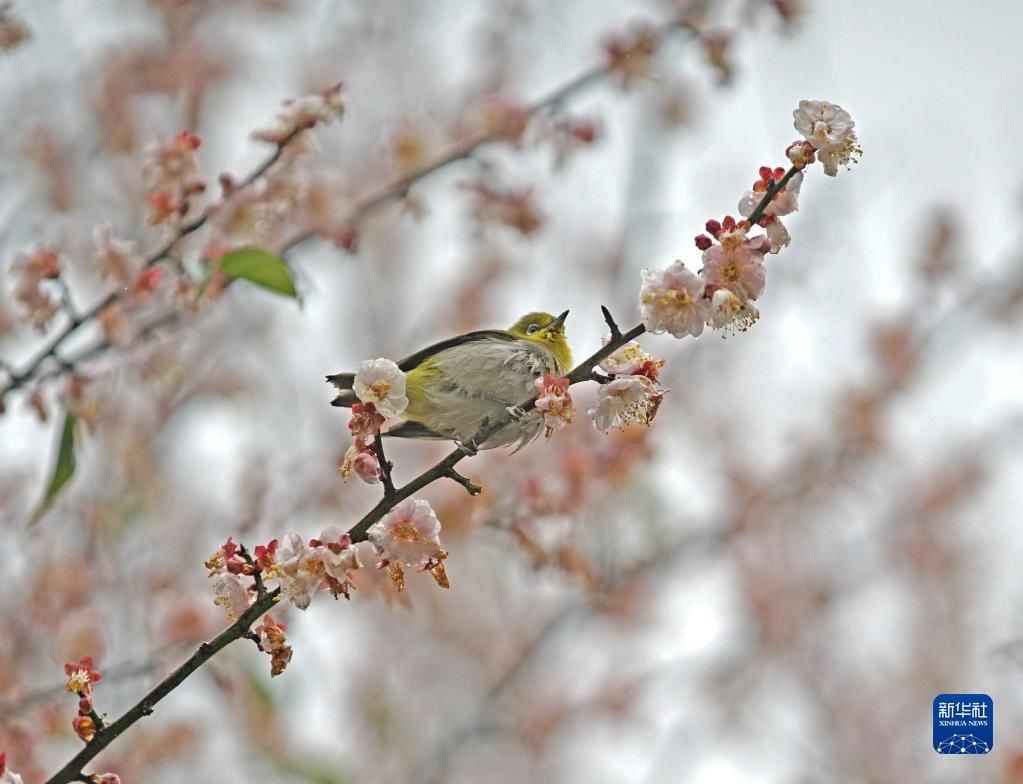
507, 310, 572, 370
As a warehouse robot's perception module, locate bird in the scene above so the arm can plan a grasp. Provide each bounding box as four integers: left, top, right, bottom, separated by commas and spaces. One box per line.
327, 311, 572, 449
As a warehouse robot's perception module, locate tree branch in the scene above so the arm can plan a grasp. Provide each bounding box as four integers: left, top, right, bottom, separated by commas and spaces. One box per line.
372, 435, 397, 496
2, 16, 700, 405
0, 126, 304, 407
44, 590, 279, 784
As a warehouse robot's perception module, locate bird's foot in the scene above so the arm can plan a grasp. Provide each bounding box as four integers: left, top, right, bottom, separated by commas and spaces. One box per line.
455, 439, 479, 458
505, 405, 527, 421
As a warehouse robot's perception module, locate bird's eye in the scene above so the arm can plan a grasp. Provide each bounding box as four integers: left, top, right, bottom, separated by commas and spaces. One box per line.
526, 324, 540, 334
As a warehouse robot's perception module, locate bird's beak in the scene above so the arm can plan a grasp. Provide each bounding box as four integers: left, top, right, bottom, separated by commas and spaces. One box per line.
550, 310, 569, 330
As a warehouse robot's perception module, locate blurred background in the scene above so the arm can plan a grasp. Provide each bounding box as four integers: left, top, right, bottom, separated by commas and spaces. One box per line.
2, 0, 1023, 782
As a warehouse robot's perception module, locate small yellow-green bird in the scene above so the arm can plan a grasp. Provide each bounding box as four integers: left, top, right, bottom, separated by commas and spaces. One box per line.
327, 311, 572, 449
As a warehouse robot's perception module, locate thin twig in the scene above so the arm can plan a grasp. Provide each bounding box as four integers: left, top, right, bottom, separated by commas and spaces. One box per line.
372, 436, 396, 496
44, 590, 279, 784
237, 545, 267, 601
0, 127, 304, 405
442, 466, 482, 496
601, 305, 622, 340
745, 165, 800, 226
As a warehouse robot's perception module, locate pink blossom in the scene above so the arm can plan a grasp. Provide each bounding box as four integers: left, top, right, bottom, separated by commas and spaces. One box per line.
254, 614, 293, 677
142, 129, 204, 225
211, 573, 250, 620
307, 525, 362, 599
639, 260, 710, 338
340, 437, 382, 484
786, 140, 816, 169
92, 224, 139, 285
348, 401, 386, 440
792, 100, 861, 176
11, 246, 61, 331
598, 340, 665, 381
273, 532, 322, 610
589, 376, 665, 432
353, 358, 408, 417
763, 218, 791, 253
252, 84, 346, 145
368, 498, 445, 570
707, 288, 760, 333
534, 374, 573, 435
738, 168, 802, 220
701, 231, 768, 302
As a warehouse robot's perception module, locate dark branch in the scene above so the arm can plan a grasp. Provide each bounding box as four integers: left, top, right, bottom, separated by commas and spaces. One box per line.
443, 466, 482, 496
745, 165, 801, 226
372, 436, 397, 496
601, 305, 622, 340
44, 590, 279, 784
0, 127, 304, 407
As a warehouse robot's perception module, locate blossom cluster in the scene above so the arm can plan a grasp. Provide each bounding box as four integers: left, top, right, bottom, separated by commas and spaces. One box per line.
535, 374, 573, 435
590, 341, 667, 431
252, 83, 346, 146
340, 358, 408, 485
10, 245, 61, 331
206, 497, 447, 673
64, 655, 103, 743
641, 100, 859, 339
142, 129, 205, 226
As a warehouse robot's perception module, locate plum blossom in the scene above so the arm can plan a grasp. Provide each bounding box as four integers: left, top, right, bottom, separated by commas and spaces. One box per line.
261, 530, 362, 609
348, 401, 386, 440
534, 374, 573, 435
0, 753, 23, 784
639, 260, 710, 338
589, 376, 665, 432
792, 100, 861, 176
64, 656, 103, 697
72, 714, 97, 743
763, 218, 791, 253
368, 498, 447, 589
252, 84, 345, 145
92, 224, 139, 285
738, 167, 802, 220
340, 437, 382, 484
308, 525, 363, 599
254, 614, 293, 677
707, 288, 760, 333
353, 358, 408, 417
11, 245, 60, 331
701, 230, 770, 302
205, 536, 247, 576
91, 775, 122, 784
785, 140, 816, 169
211, 573, 250, 620
599, 340, 665, 381
270, 532, 322, 610
142, 129, 205, 225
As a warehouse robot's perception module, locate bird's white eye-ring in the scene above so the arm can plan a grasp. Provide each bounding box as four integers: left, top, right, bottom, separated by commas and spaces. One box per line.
526, 324, 540, 334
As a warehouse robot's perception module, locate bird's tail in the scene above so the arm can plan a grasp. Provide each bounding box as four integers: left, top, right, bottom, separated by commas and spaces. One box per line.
326, 372, 357, 407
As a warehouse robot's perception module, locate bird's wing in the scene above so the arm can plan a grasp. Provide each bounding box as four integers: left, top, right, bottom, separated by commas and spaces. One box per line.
325, 330, 513, 395
394, 330, 516, 372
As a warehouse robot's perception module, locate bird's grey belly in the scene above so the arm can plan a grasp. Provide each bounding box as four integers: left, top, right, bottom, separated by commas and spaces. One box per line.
428, 347, 560, 449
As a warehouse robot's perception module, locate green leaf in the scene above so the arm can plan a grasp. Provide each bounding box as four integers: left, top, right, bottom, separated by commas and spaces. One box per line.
218, 247, 297, 298
29, 412, 77, 526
